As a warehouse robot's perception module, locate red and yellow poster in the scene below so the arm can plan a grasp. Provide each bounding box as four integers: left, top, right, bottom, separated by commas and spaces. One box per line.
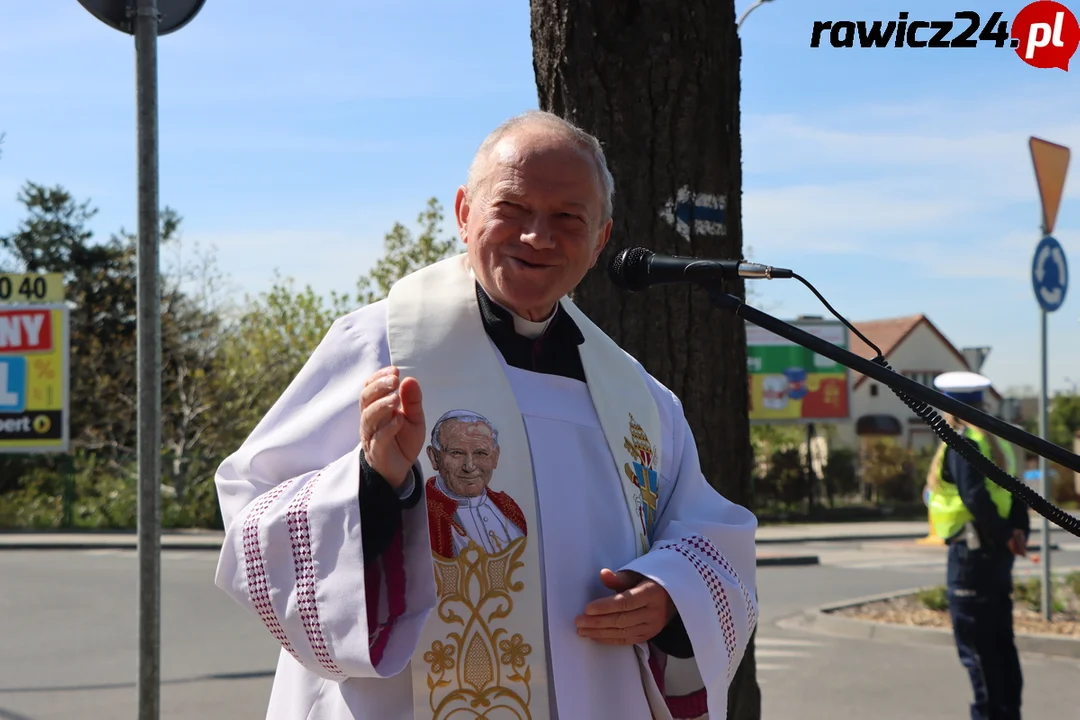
746, 321, 851, 423
0, 304, 70, 453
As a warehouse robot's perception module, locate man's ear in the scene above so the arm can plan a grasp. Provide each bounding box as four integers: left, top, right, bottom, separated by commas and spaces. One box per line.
454, 185, 471, 244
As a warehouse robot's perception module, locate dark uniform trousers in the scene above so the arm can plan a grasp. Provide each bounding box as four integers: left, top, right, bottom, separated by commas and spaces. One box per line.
946, 540, 1023, 720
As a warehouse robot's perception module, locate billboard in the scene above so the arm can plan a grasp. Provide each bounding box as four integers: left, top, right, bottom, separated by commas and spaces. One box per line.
0, 304, 70, 453
747, 320, 851, 423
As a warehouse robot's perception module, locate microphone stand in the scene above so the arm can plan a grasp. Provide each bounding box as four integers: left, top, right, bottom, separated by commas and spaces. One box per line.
704, 285, 1080, 474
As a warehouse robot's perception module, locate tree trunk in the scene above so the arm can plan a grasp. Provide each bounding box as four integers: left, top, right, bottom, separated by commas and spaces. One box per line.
530, 1, 759, 717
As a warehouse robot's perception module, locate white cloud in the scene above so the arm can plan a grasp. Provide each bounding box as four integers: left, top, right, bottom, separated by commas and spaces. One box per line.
880, 229, 1080, 281
742, 178, 981, 254
746, 114, 1080, 199
742, 95, 1080, 267
180, 228, 386, 303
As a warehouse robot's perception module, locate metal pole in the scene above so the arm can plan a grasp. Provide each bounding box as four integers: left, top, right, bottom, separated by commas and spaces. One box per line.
135, 0, 162, 717
1039, 307, 1052, 621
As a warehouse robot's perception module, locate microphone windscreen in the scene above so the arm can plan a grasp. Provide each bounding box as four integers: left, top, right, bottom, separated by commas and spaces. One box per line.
608, 247, 652, 291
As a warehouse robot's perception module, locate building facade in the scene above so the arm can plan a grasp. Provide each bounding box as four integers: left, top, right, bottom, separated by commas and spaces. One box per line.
835, 314, 1002, 453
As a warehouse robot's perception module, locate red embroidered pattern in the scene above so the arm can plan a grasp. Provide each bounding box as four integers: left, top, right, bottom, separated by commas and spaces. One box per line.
684, 536, 758, 634
286, 474, 346, 678
365, 556, 382, 644
242, 476, 301, 663
656, 538, 737, 681
665, 688, 709, 719
368, 524, 406, 666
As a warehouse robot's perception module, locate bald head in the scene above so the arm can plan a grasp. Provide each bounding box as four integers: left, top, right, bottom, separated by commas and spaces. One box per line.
466, 110, 615, 221
453, 110, 615, 322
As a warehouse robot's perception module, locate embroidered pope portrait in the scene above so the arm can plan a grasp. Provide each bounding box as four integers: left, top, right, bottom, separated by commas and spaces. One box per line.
425, 409, 527, 559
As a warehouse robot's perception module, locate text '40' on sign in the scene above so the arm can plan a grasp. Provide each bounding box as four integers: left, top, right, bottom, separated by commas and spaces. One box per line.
0, 273, 65, 304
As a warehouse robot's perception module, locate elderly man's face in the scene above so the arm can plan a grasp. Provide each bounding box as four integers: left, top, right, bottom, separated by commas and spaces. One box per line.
427, 420, 500, 497
455, 128, 612, 321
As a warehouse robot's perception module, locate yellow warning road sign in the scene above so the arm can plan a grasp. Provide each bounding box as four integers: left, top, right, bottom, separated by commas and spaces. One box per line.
1029, 137, 1071, 236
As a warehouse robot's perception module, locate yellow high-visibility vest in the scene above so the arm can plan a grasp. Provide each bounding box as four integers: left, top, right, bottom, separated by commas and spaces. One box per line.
926, 426, 1013, 541
995, 436, 1018, 477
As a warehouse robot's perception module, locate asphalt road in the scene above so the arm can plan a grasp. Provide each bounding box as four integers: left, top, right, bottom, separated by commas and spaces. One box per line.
1, 535, 1079, 719
756, 536, 1080, 720
0, 549, 275, 720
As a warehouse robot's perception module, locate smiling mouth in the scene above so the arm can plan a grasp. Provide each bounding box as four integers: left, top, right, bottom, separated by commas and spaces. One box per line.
509, 257, 549, 269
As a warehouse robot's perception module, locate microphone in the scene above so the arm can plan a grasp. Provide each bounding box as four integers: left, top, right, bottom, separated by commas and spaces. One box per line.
608, 247, 793, 291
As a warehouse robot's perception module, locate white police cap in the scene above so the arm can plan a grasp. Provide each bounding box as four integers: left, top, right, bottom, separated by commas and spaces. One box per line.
933, 371, 991, 403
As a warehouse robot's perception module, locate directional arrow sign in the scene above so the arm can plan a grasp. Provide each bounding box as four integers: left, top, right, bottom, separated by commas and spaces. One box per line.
659, 186, 726, 240
1032, 235, 1068, 313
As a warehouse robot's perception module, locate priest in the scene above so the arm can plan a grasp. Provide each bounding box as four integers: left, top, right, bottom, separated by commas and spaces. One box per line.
213, 109, 758, 720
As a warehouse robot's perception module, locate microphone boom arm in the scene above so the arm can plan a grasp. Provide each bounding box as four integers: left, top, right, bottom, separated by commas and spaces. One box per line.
705, 286, 1080, 474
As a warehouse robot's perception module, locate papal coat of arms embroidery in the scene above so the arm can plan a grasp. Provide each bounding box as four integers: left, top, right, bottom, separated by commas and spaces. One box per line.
623, 413, 660, 548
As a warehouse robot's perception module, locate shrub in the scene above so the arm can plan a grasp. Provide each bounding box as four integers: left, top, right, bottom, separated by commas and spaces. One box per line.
861, 440, 918, 503
822, 447, 858, 502
917, 585, 949, 612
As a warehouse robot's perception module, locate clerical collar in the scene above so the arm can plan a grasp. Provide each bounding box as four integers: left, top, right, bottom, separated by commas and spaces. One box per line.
476, 290, 556, 338
474, 282, 583, 344
474, 282, 586, 382
512, 311, 555, 339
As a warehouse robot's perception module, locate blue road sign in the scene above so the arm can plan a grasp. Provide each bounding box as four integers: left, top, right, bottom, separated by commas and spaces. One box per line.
1032, 235, 1068, 313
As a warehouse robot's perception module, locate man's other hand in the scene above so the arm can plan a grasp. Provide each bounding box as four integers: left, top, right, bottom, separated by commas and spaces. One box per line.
1007, 529, 1027, 557
360, 366, 426, 489
574, 569, 676, 646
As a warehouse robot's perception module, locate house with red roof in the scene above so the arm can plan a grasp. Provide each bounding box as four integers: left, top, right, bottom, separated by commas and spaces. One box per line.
837, 313, 1003, 453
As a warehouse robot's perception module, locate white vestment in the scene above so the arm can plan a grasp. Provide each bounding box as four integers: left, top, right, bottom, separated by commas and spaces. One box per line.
214, 261, 758, 720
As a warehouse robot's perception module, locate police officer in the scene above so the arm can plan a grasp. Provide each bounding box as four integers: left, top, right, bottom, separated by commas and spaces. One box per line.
928, 371, 1029, 720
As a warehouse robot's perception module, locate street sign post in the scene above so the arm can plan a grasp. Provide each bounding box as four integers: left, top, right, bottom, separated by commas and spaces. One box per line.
76, 2, 207, 718
1030, 136, 1070, 622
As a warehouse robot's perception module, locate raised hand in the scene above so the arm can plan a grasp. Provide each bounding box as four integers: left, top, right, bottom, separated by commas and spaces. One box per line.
359, 366, 426, 489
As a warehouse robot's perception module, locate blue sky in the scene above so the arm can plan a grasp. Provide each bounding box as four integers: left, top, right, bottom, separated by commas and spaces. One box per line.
1, 0, 1078, 395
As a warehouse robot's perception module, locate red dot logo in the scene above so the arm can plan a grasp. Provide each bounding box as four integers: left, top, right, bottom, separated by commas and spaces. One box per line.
1012, 1, 1080, 70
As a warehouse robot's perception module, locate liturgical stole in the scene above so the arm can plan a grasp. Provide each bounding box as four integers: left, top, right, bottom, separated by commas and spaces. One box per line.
386, 254, 670, 719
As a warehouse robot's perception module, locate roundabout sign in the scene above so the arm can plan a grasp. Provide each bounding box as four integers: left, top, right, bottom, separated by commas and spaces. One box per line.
1032, 235, 1068, 313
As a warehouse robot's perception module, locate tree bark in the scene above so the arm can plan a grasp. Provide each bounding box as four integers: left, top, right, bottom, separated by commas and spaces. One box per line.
530, 1, 759, 716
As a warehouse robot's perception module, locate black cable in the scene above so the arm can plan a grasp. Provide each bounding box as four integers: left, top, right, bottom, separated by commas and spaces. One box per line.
788, 273, 1080, 539
792, 273, 883, 357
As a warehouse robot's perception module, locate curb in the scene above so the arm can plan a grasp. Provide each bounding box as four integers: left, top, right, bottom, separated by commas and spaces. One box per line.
0, 532, 224, 552
0, 540, 225, 551
757, 532, 927, 545
0, 536, 821, 568
757, 554, 820, 567
778, 587, 1080, 660
0, 540, 223, 551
